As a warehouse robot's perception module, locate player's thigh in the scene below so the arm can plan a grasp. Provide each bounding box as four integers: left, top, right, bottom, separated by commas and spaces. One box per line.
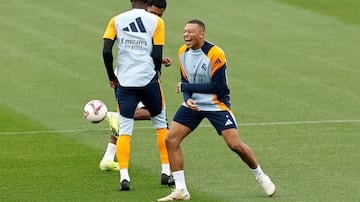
141, 80, 164, 116
167, 121, 192, 144
221, 128, 242, 148
173, 105, 203, 131
115, 85, 139, 118
205, 110, 238, 135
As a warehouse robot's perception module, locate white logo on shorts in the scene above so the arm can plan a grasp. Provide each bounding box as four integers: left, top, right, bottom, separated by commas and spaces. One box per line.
225, 119, 233, 126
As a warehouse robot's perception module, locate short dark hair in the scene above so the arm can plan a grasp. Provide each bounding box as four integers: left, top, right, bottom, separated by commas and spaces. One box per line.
149, 0, 167, 9
131, 0, 148, 3
187, 19, 205, 32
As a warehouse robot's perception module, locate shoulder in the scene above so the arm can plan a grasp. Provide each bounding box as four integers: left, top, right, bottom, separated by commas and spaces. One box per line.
178, 45, 188, 55
205, 42, 226, 67
154, 15, 165, 28
203, 41, 225, 56
154, 14, 164, 23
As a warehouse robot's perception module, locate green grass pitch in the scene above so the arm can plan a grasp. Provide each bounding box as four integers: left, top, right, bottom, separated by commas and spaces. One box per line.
1, 0, 359, 201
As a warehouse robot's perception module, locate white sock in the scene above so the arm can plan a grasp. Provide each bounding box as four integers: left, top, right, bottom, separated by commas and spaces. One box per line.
172, 170, 187, 190
102, 143, 116, 162
161, 164, 171, 175
120, 169, 130, 182
251, 165, 264, 179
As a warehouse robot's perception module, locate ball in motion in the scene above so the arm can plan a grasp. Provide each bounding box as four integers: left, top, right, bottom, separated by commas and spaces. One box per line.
83, 100, 108, 123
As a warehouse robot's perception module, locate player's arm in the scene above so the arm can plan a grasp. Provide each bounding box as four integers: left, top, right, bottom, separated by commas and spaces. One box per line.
102, 38, 117, 82
152, 45, 163, 73
179, 70, 192, 102
152, 16, 165, 73
182, 91, 192, 104
180, 46, 227, 94
102, 17, 118, 86
180, 65, 226, 94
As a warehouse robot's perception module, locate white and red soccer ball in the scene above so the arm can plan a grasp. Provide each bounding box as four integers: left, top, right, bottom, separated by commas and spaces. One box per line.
83, 100, 108, 123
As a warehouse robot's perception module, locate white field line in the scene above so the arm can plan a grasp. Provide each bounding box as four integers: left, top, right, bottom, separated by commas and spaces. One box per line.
0, 119, 359, 135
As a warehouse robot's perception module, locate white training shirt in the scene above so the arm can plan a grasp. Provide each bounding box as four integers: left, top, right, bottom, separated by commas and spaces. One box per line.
103, 9, 165, 87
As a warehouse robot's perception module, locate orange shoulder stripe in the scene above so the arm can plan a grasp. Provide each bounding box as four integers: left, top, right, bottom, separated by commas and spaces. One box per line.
153, 16, 165, 45
178, 45, 188, 81
103, 17, 116, 40
208, 46, 226, 77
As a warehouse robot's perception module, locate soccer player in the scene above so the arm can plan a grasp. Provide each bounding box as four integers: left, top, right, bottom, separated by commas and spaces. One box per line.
157, 20, 276, 201
99, 0, 174, 187
102, 0, 171, 191
99, 0, 172, 183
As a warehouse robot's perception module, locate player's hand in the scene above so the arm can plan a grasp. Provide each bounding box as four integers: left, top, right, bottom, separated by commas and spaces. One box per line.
162, 57, 172, 67
110, 80, 117, 89
186, 98, 199, 111
176, 82, 182, 93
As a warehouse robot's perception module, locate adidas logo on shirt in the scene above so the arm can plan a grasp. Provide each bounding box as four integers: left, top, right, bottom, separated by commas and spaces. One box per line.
123, 17, 147, 33
215, 58, 222, 65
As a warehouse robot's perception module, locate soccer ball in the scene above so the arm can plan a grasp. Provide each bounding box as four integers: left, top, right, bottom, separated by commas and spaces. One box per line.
83, 100, 108, 123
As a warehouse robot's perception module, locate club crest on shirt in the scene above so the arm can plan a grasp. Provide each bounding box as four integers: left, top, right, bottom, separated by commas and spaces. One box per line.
201, 63, 207, 71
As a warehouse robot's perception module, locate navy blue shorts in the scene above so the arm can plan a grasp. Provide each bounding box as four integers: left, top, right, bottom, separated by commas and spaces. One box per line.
115, 73, 164, 119
173, 105, 238, 135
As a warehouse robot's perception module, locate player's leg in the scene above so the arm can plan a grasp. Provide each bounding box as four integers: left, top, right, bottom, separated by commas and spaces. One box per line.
158, 106, 202, 201
222, 129, 276, 196
105, 101, 149, 173
209, 110, 276, 197
165, 121, 191, 171
99, 112, 120, 171
222, 129, 258, 167
100, 103, 149, 172
115, 85, 139, 191
99, 135, 119, 171
150, 105, 174, 186
158, 121, 192, 201
134, 108, 151, 120
134, 102, 151, 120
142, 77, 174, 185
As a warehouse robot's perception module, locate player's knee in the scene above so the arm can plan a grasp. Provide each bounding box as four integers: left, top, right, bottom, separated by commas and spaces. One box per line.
165, 135, 173, 147
165, 133, 178, 148
228, 142, 245, 154
149, 107, 162, 117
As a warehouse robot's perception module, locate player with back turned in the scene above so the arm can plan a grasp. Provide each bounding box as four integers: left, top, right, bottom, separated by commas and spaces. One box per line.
99, 1, 174, 188
102, 0, 171, 191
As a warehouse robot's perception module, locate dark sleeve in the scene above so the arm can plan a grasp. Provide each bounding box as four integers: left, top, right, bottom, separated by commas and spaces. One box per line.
183, 91, 192, 102
180, 69, 192, 102
102, 38, 117, 81
151, 45, 163, 73
181, 64, 227, 94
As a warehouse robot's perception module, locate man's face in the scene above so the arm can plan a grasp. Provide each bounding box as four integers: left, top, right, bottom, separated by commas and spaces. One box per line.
147, 5, 165, 17
183, 23, 205, 50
